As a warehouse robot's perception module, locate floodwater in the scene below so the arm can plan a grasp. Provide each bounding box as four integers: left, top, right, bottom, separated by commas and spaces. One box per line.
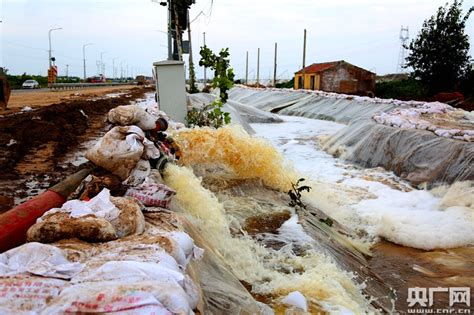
162, 107, 473, 312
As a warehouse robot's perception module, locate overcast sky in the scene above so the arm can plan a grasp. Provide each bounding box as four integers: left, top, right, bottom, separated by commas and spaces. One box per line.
1, 0, 473, 80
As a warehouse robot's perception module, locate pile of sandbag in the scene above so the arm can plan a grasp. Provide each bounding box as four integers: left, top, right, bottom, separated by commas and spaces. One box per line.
1, 210, 204, 314
0, 103, 206, 314
372, 103, 474, 142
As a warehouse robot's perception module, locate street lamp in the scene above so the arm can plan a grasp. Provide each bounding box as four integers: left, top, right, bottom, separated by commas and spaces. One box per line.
112, 57, 119, 80
100, 51, 107, 77
48, 27, 63, 70
82, 43, 92, 81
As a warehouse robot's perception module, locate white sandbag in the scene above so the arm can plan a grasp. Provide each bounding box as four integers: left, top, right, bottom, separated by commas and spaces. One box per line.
40, 188, 119, 222
42, 283, 173, 315
85, 126, 145, 180
66, 261, 199, 313
27, 190, 145, 243
125, 180, 176, 208
0, 276, 66, 315
108, 105, 157, 130
0, 243, 82, 279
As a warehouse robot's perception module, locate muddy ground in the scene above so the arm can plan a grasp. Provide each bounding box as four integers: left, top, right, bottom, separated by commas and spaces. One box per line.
0, 86, 153, 212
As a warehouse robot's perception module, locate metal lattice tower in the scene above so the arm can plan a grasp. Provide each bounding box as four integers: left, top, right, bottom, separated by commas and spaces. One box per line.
397, 26, 409, 73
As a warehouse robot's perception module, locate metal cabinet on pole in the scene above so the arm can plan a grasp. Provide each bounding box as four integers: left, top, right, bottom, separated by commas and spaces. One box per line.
153, 60, 187, 123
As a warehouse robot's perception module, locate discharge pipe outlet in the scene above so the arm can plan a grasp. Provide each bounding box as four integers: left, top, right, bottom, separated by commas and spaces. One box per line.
0, 167, 92, 253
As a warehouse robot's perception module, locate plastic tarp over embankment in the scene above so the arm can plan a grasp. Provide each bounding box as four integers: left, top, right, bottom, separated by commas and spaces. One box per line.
228, 87, 406, 123
227, 86, 474, 185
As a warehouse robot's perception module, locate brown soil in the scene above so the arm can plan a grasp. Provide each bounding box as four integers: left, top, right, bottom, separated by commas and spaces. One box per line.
4, 85, 137, 112
0, 86, 153, 207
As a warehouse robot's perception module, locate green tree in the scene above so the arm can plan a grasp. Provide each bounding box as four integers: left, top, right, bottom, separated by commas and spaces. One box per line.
405, 0, 473, 94
185, 46, 234, 128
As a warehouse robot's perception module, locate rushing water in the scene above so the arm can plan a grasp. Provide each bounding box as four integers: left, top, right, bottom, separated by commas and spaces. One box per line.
181, 89, 473, 312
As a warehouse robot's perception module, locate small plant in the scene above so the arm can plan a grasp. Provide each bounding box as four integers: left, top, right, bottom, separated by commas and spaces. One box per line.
185, 46, 234, 128
288, 178, 312, 209
288, 178, 333, 227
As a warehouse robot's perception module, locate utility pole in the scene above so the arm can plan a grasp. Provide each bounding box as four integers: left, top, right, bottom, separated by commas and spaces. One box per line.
82, 43, 92, 81
301, 29, 307, 89
100, 51, 107, 76
96, 60, 101, 75
245, 51, 249, 85
397, 26, 409, 73
120, 62, 123, 80
256, 48, 260, 86
112, 57, 118, 80
187, 9, 197, 92
167, 0, 173, 60
171, 2, 183, 61
273, 42, 277, 87
203, 32, 207, 83
65, 64, 69, 78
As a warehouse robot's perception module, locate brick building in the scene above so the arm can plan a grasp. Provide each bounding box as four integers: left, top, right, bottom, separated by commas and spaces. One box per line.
294, 60, 376, 96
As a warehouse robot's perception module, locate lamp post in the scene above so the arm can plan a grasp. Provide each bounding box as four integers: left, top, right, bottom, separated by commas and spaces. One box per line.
82, 43, 92, 81
48, 27, 62, 71
100, 51, 107, 77
112, 57, 118, 80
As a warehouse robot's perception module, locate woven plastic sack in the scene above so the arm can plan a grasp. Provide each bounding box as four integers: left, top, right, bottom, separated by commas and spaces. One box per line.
108, 105, 157, 130
125, 181, 176, 208
85, 126, 145, 180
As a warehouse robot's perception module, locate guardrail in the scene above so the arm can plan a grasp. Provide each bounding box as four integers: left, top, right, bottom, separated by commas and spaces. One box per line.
49, 82, 134, 90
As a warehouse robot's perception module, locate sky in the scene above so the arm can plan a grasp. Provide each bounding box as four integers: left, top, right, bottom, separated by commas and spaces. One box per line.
1, 0, 473, 80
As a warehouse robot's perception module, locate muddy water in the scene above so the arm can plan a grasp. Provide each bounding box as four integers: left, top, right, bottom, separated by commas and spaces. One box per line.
169, 123, 473, 313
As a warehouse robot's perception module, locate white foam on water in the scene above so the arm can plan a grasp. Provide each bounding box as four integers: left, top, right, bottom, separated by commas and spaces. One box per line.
251, 115, 474, 250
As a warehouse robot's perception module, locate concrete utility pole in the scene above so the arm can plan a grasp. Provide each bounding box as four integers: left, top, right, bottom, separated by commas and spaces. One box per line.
100, 51, 107, 76
112, 57, 118, 79
48, 27, 62, 71
187, 9, 197, 91
82, 43, 92, 81
167, 0, 173, 60
273, 42, 278, 87
245, 51, 249, 85
301, 29, 307, 89
256, 48, 260, 86
203, 32, 207, 83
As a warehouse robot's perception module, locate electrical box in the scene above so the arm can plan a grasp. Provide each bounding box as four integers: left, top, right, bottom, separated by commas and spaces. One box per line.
153, 60, 187, 123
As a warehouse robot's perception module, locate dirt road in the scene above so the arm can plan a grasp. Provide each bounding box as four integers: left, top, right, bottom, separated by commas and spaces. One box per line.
0, 86, 154, 212
3, 85, 139, 114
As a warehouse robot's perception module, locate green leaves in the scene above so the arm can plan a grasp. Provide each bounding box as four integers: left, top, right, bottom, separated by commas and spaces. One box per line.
188, 46, 234, 128
288, 178, 312, 210
406, 0, 473, 94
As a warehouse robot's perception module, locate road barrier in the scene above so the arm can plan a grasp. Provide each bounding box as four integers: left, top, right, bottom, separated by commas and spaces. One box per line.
50, 82, 133, 90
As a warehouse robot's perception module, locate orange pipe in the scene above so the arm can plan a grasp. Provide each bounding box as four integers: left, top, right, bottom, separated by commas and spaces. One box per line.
0, 190, 65, 252
0, 167, 92, 253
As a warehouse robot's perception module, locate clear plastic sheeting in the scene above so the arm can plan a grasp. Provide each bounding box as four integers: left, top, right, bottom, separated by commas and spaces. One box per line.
228, 87, 473, 185
324, 120, 474, 185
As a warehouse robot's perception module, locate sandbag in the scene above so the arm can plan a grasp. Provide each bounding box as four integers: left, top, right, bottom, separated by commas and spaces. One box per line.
0, 242, 83, 279
107, 105, 157, 130
85, 126, 145, 180
125, 180, 176, 208
0, 276, 66, 315
53, 260, 200, 314
26, 189, 145, 243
